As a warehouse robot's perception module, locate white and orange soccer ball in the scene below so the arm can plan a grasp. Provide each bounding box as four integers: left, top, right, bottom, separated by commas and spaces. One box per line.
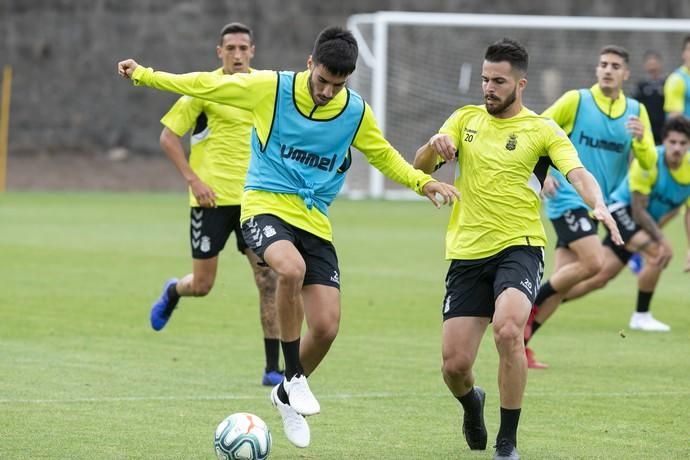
214, 412, 272, 460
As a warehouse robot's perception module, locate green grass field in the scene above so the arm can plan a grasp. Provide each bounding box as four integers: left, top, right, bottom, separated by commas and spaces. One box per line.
1, 192, 688, 459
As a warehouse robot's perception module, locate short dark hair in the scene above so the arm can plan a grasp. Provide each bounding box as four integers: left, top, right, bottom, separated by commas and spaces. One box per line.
643, 50, 662, 61
600, 45, 629, 64
683, 34, 690, 49
484, 38, 528, 74
219, 22, 253, 44
312, 26, 358, 77
662, 115, 690, 140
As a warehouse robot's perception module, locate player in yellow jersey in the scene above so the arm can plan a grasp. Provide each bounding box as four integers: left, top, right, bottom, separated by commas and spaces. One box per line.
558, 116, 690, 331
664, 35, 690, 119
118, 26, 459, 449
525, 45, 657, 369
148, 23, 282, 387
414, 39, 622, 460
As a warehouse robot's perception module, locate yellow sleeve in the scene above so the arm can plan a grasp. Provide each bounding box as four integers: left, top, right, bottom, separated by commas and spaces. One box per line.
352, 104, 435, 194
541, 90, 581, 135
438, 108, 463, 148
132, 66, 276, 112
631, 104, 658, 170
540, 118, 583, 175
664, 72, 686, 114
628, 158, 657, 195
160, 96, 204, 136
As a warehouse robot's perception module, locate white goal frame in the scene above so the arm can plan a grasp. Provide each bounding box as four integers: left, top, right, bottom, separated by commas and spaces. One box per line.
345, 12, 690, 199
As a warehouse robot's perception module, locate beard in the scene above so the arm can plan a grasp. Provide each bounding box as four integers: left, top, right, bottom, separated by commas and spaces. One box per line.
485, 87, 517, 115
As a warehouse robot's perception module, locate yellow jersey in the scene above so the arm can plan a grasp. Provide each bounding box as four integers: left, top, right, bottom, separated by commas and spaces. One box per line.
437, 105, 583, 260
663, 66, 690, 115
161, 68, 253, 207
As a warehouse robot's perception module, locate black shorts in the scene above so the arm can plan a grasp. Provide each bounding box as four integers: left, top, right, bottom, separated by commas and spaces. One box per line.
442, 245, 544, 321
190, 205, 248, 259
241, 214, 340, 289
602, 203, 640, 264
551, 208, 598, 249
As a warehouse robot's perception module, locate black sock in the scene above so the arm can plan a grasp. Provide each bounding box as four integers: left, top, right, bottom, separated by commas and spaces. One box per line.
636, 290, 653, 313
277, 382, 289, 404
534, 280, 556, 307
167, 282, 180, 302
276, 339, 303, 405
165, 283, 180, 312
456, 387, 481, 414
281, 339, 303, 380
264, 338, 280, 373
496, 407, 521, 446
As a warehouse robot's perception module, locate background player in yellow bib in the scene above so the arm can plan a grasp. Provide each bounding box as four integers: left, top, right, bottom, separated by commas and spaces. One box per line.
414, 38, 622, 460
149, 23, 283, 387
524, 45, 657, 369
558, 116, 690, 331
664, 35, 690, 119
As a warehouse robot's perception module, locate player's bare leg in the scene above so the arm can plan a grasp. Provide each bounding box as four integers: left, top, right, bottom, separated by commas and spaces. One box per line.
493, 287, 531, 457
563, 247, 624, 300
442, 316, 489, 450
494, 288, 530, 408
262, 240, 305, 374
176, 257, 219, 296
300, 284, 340, 376
245, 248, 283, 385
150, 257, 218, 331
630, 236, 670, 331
535, 235, 603, 323
262, 240, 319, 416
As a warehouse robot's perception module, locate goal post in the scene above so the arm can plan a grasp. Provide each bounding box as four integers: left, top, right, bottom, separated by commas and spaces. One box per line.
345, 12, 690, 199
0, 65, 12, 193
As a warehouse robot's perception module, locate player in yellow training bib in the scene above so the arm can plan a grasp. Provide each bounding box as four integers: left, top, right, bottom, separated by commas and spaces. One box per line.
414, 38, 622, 460
664, 35, 690, 119
558, 116, 690, 332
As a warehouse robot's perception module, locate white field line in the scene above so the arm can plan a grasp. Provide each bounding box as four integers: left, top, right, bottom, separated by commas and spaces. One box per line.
1, 390, 688, 405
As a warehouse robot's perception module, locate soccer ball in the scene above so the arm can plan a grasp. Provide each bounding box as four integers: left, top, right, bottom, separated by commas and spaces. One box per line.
214, 412, 272, 460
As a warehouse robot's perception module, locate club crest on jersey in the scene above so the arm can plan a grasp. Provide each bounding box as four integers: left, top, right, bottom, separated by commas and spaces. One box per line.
506, 133, 518, 151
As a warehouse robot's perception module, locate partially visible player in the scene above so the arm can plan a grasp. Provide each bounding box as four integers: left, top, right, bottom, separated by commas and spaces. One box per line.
664, 35, 690, 119
150, 23, 283, 386
630, 50, 667, 275
118, 26, 459, 449
560, 115, 690, 331
414, 38, 621, 460
525, 45, 657, 368
634, 50, 666, 145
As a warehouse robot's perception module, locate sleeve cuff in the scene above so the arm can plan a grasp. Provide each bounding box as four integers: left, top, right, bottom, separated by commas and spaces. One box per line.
414, 175, 436, 195
131, 65, 149, 86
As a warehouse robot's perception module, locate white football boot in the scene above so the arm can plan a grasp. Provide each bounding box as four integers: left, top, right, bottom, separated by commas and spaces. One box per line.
283, 374, 321, 416
270, 385, 310, 448
629, 312, 671, 332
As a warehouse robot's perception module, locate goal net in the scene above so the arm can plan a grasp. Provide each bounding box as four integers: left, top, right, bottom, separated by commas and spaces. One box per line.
344, 12, 690, 199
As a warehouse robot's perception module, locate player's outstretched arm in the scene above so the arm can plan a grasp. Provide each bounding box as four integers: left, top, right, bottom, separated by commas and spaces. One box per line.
116, 58, 262, 111
566, 167, 623, 245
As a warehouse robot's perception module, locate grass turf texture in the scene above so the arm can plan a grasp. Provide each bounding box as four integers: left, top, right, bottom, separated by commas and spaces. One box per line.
1, 192, 688, 459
